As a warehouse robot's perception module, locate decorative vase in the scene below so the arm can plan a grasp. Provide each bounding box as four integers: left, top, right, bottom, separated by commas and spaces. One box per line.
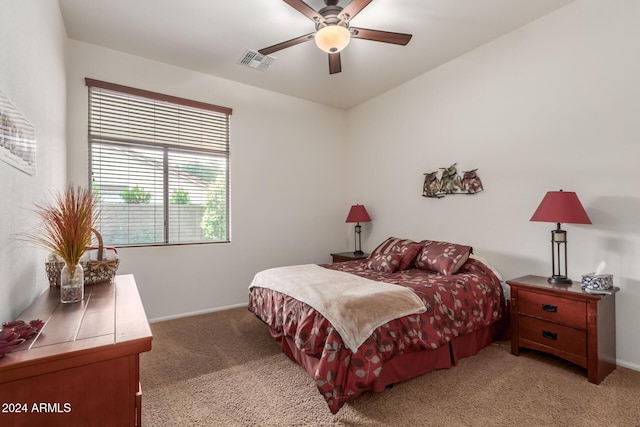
60, 263, 84, 303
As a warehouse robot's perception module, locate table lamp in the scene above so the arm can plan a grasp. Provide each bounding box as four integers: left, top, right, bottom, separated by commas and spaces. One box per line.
345, 204, 371, 255
530, 190, 591, 284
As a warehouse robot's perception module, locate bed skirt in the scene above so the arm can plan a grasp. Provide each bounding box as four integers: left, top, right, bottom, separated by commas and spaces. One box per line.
269, 309, 510, 410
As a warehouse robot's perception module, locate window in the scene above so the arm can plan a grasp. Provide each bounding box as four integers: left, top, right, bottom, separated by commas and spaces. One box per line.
86, 79, 232, 246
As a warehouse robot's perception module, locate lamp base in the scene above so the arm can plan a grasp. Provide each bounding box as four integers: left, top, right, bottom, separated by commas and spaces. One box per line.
353, 250, 364, 256
547, 275, 573, 285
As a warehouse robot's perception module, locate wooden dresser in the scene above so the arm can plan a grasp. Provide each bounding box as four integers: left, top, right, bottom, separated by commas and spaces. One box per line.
0, 275, 152, 426
508, 275, 617, 384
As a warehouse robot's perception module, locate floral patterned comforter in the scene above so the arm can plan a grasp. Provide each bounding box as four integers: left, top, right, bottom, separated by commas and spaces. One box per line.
248, 258, 505, 413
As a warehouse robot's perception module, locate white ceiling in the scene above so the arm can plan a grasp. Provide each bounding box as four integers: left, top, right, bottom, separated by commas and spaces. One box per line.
58, 0, 574, 109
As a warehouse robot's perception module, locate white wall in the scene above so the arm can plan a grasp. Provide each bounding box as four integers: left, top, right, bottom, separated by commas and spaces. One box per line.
346, 0, 640, 369
4, 0, 638, 371
0, 1, 68, 321
65, 41, 349, 320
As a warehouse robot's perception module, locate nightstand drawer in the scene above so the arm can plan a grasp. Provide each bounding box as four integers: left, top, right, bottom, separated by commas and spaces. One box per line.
519, 316, 587, 359
518, 289, 586, 329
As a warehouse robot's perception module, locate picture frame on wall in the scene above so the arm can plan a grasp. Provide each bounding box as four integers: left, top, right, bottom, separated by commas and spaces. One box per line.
0, 88, 36, 176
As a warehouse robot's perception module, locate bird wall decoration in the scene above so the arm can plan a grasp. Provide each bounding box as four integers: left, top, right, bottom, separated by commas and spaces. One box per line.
422, 163, 484, 198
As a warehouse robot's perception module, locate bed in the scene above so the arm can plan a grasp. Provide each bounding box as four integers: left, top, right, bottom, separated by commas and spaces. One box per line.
248, 238, 509, 414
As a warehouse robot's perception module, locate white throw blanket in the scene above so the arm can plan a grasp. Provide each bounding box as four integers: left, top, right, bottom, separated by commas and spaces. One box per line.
249, 264, 426, 352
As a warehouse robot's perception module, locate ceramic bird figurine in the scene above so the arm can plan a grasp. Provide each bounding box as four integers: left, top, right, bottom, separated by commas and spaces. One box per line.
461, 169, 483, 194
439, 163, 462, 194
422, 171, 442, 197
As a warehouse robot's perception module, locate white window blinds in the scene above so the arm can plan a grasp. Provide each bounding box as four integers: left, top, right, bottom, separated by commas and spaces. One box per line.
86, 78, 232, 246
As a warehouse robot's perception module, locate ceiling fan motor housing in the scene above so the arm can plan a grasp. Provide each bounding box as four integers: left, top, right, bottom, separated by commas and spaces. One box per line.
316, 5, 348, 28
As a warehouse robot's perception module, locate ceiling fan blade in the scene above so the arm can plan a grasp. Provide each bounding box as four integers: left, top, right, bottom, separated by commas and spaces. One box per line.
328, 52, 342, 74
339, 0, 373, 22
258, 33, 315, 56
283, 0, 323, 22
350, 27, 413, 45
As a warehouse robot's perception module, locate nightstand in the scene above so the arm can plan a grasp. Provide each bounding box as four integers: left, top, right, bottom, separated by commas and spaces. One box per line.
330, 252, 369, 263
507, 275, 618, 384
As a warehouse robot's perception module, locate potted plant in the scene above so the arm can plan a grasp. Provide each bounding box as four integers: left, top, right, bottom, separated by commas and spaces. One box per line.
22, 185, 97, 303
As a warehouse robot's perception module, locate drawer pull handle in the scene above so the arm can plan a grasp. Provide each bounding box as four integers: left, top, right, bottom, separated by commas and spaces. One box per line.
542, 330, 558, 340
542, 304, 557, 313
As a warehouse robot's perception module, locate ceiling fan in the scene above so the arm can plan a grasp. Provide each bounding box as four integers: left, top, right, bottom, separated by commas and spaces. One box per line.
259, 0, 413, 74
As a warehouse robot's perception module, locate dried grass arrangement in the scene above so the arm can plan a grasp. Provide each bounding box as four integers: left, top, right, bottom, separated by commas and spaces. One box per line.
21, 185, 98, 278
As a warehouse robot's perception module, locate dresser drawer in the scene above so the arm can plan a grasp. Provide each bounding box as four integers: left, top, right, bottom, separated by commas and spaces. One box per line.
517, 289, 586, 329
519, 316, 587, 359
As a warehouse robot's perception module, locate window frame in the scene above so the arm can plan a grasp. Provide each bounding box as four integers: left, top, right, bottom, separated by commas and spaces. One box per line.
85, 78, 232, 247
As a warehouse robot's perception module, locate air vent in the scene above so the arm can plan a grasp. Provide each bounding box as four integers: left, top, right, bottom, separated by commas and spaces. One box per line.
237, 50, 276, 71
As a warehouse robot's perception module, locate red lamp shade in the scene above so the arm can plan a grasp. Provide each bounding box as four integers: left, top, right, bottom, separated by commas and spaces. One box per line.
346, 204, 371, 223
530, 191, 591, 224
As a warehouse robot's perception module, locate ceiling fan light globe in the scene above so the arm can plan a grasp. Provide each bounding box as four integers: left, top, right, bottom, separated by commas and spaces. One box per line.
315, 25, 351, 53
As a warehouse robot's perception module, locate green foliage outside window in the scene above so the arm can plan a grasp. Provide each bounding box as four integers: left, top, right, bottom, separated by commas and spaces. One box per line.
91, 182, 102, 203
170, 188, 191, 205
201, 177, 227, 240
120, 186, 152, 204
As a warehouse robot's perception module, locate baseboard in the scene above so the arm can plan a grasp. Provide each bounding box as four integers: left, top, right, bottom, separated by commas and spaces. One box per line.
617, 359, 640, 372
149, 302, 248, 323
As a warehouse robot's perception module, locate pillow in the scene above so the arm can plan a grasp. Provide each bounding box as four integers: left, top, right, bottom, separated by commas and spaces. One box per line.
366, 253, 403, 273
415, 240, 472, 275
370, 237, 422, 271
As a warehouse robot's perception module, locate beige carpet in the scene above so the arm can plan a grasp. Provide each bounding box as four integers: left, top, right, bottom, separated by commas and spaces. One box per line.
141, 307, 640, 426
